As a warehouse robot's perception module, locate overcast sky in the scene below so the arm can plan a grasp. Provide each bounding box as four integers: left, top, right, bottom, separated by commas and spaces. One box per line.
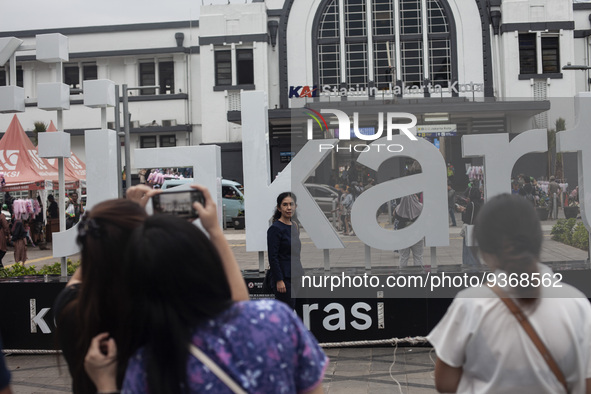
0, 0, 251, 32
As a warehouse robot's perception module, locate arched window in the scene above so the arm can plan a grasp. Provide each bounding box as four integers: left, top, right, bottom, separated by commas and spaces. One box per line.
316, 0, 453, 92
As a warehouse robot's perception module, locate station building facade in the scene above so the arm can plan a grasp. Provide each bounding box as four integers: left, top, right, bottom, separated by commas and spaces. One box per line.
1, 0, 591, 187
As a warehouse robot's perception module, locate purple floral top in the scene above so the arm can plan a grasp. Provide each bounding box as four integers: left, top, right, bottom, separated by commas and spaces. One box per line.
122, 300, 328, 393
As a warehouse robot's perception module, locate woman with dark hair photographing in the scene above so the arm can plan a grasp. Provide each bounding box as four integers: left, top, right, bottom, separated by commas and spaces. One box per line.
267, 192, 303, 309
55, 185, 249, 393
428, 194, 591, 393
85, 187, 327, 394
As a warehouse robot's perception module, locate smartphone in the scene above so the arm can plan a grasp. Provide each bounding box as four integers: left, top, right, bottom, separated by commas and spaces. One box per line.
151, 189, 205, 219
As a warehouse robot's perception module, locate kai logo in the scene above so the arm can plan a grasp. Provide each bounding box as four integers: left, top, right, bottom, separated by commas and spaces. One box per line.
289, 85, 319, 98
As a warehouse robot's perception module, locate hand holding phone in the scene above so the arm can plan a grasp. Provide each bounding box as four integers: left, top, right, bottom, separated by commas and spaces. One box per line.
190, 185, 220, 234
151, 189, 205, 219
126, 185, 161, 208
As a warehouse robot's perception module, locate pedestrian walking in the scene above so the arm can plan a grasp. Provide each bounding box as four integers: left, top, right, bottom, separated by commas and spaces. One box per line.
11, 219, 27, 264
395, 193, 423, 267
447, 182, 457, 227
548, 176, 561, 219
0, 211, 9, 271
457, 187, 482, 267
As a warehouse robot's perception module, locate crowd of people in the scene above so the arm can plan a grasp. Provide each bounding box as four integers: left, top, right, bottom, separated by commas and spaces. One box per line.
0, 190, 84, 272
510, 174, 566, 219
140, 168, 193, 189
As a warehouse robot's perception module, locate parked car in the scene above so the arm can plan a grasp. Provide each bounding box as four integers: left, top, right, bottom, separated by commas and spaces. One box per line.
161, 178, 245, 226
221, 179, 245, 223
304, 183, 340, 216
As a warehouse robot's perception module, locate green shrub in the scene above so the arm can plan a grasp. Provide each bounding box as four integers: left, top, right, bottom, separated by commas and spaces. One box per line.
551, 218, 576, 244
572, 222, 590, 251
2, 259, 80, 277
4, 263, 38, 276
551, 219, 589, 251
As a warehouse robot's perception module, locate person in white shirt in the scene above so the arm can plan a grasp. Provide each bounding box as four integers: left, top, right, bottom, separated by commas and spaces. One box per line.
428, 193, 591, 393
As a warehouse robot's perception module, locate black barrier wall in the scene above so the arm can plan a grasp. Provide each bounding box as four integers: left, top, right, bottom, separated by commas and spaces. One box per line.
0, 277, 64, 350
2, 266, 590, 350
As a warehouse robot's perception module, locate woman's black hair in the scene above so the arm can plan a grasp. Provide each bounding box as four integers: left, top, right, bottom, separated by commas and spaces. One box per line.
117, 215, 233, 394
272, 192, 297, 221
474, 193, 542, 302
57, 199, 148, 394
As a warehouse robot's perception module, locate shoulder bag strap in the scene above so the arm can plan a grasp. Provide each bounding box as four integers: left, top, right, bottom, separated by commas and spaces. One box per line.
188, 344, 247, 394
488, 285, 568, 393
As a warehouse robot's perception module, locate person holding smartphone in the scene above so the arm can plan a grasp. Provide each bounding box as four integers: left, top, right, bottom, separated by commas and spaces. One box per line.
54, 185, 248, 393
84, 187, 327, 394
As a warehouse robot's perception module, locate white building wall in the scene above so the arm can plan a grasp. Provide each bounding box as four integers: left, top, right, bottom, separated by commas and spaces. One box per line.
66, 29, 192, 53
189, 51, 202, 144
447, 0, 484, 97
2, 0, 591, 177
71, 136, 86, 162
556, 30, 577, 97
572, 9, 591, 93
499, 0, 576, 100
265, 0, 285, 10
499, 0, 572, 23
199, 44, 226, 144
0, 25, 199, 171
200, 4, 268, 36
286, 0, 322, 108
199, 3, 269, 144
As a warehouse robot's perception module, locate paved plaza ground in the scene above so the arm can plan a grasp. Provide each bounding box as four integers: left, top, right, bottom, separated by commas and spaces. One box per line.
1, 210, 588, 393
4, 347, 437, 393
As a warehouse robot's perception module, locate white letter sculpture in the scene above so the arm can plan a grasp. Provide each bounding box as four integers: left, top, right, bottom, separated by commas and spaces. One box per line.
241, 91, 344, 251
134, 146, 223, 227
53, 129, 119, 257
351, 136, 448, 250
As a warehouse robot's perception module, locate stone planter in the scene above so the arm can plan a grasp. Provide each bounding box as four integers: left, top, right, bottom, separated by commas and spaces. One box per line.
536, 207, 549, 221
564, 206, 579, 219
232, 216, 245, 230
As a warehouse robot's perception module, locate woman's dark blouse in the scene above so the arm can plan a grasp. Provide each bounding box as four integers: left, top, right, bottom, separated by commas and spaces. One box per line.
267, 220, 302, 282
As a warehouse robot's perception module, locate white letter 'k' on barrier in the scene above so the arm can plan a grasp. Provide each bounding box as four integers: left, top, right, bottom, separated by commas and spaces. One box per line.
241, 91, 344, 251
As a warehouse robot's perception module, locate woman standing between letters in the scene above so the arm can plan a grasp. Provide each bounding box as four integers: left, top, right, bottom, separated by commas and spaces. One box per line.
267, 192, 303, 309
